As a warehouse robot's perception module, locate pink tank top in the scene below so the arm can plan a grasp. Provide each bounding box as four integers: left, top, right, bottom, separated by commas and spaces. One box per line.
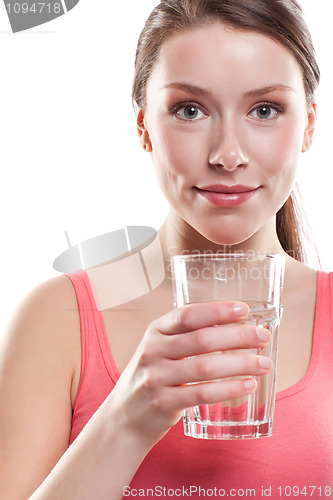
66, 271, 333, 497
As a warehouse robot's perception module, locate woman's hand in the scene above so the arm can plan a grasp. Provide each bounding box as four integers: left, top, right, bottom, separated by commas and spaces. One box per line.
107, 301, 272, 445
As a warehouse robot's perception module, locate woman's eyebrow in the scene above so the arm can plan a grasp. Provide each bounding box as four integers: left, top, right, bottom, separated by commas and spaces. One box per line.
161, 82, 212, 96
244, 84, 296, 97
162, 82, 295, 97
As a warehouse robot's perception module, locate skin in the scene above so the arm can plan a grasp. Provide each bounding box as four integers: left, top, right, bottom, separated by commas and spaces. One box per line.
0, 23, 318, 500
138, 23, 316, 255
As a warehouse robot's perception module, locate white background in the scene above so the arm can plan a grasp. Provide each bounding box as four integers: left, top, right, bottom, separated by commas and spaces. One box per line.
0, 0, 332, 334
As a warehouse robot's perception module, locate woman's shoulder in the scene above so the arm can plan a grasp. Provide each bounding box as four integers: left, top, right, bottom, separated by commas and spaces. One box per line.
4, 275, 78, 341
1, 274, 81, 390
18, 273, 78, 312
283, 255, 317, 291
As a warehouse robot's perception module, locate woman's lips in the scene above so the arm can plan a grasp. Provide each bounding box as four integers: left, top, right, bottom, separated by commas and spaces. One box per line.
195, 185, 260, 207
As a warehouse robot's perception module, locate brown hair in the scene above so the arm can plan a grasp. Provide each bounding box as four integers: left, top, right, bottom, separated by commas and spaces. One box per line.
132, 0, 320, 263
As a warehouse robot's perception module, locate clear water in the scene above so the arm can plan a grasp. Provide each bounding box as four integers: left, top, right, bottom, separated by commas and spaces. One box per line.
183, 302, 281, 439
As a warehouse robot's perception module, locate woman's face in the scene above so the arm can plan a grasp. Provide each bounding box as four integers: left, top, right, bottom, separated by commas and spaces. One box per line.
138, 23, 316, 248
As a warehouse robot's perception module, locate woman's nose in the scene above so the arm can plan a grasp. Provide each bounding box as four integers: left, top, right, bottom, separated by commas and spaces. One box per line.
208, 124, 249, 171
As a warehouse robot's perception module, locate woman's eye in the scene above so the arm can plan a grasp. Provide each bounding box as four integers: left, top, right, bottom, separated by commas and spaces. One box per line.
175, 105, 206, 121
249, 104, 281, 121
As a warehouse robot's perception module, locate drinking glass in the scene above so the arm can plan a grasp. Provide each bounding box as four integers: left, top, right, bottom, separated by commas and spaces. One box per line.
171, 253, 285, 439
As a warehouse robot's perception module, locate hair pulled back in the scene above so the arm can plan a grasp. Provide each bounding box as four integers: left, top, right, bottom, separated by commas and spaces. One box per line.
132, 0, 320, 263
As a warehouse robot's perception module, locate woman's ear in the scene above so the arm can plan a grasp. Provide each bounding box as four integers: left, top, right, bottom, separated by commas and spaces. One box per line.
302, 102, 317, 153
137, 108, 153, 153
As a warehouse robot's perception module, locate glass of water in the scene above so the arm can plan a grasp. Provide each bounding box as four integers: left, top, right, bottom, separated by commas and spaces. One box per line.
171, 253, 285, 440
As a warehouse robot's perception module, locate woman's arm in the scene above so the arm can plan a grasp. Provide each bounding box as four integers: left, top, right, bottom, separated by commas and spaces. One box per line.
0, 277, 272, 499
0, 276, 79, 498
29, 391, 157, 499
0, 276, 153, 500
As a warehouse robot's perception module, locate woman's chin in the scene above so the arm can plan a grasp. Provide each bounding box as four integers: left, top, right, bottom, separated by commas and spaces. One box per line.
198, 228, 256, 249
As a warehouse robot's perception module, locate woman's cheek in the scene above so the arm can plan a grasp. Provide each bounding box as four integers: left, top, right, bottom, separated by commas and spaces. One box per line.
254, 123, 302, 175
154, 127, 205, 176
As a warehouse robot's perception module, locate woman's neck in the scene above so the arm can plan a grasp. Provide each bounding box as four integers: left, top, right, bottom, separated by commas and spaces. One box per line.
157, 210, 285, 260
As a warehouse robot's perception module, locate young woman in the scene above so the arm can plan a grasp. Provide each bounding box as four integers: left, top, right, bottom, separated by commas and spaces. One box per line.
1, 0, 332, 498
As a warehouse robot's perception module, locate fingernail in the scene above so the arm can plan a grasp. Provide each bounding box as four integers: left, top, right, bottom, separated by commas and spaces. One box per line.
233, 303, 249, 317
257, 328, 270, 342
244, 379, 256, 390
258, 356, 273, 370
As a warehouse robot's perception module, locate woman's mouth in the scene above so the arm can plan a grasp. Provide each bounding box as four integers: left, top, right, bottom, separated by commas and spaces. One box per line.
195, 184, 261, 207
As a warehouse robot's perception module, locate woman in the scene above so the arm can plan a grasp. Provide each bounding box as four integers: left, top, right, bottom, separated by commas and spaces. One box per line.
0, 0, 332, 498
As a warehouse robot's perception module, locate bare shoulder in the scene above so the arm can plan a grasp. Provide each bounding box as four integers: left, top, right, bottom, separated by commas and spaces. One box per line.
283, 256, 318, 297
9, 274, 79, 327
0, 275, 81, 498
281, 256, 318, 323
4, 274, 79, 351
1, 275, 81, 378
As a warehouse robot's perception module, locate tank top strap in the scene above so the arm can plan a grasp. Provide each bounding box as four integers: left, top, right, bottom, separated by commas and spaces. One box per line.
327, 271, 333, 339
65, 271, 96, 378
316, 271, 333, 341
64, 271, 119, 384
65, 272, 119, 443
